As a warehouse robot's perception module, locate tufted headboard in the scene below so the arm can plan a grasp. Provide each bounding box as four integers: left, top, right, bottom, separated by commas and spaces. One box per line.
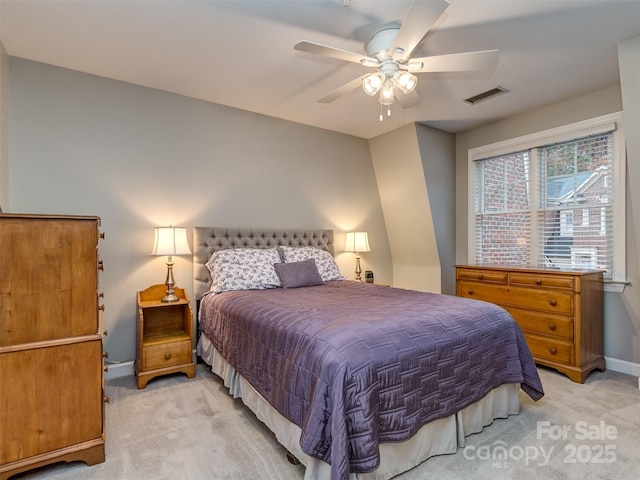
192, 227, 334, 301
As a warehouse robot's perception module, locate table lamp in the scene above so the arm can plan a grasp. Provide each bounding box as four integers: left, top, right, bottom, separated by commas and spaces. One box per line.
152, 226, 191, 302
344, 231, 371, 281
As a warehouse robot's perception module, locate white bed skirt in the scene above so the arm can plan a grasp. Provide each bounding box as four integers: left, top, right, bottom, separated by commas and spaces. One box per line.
198, 334, 520, 480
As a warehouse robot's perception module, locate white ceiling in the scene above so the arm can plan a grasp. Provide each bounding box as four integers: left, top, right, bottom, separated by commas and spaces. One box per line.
1, 0, 639, 139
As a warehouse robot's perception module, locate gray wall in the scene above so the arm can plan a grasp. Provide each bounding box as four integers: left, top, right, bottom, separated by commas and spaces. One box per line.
0, 41, 8, 211
8, 58, 393, 364
7, 40, 638, 373
617, 35, 640, 371
456, 80, 639, 368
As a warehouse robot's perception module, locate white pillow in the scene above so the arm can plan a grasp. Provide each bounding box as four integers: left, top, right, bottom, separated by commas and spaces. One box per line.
280, 246, 345, 282
206, 248, 282, 293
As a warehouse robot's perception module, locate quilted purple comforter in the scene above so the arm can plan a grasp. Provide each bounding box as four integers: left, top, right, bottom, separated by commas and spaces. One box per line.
199, 280, 543, 479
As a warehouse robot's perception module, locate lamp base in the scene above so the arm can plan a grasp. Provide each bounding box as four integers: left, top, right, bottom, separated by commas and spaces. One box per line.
161, 292, 179, 303
354, 254, 363, 282
161, 258, 180, 302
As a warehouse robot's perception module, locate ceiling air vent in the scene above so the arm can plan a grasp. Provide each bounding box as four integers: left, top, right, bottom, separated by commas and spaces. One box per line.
464, 86, 509, 105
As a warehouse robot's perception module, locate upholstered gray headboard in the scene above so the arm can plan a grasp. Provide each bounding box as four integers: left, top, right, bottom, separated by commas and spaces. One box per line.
193, 227, 334, 301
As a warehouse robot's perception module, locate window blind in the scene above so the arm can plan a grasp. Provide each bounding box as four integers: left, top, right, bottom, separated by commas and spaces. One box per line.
537, 132, 614, 277
474, 151, 531, 266
474, 130, 615, 279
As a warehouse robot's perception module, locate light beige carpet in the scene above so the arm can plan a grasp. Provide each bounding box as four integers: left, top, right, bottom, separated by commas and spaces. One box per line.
12, 364, 640, 480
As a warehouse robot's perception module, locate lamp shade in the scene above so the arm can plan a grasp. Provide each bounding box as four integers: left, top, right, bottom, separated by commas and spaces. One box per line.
344, 231, 371, 253
152, 227, 191, 256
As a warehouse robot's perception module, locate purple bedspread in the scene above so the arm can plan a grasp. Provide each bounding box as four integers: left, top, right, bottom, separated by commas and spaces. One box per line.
199, 280, 543, 479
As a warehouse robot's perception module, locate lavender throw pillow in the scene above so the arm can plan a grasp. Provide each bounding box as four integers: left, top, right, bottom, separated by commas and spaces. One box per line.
274, 259, 324, 289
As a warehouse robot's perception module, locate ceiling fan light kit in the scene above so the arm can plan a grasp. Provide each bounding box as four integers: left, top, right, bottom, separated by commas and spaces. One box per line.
294, 0, 499, 122
393, 71, 418, 94
363, 72, 384, 96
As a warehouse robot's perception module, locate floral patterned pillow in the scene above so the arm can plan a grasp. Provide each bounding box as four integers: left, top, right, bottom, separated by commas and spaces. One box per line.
206, 248, 282, 293
280, 246, 345, 282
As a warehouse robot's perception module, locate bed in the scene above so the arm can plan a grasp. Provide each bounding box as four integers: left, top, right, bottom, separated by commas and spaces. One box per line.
193, 227, 544, 480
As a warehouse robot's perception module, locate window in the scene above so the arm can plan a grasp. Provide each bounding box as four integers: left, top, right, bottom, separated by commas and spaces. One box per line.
469, 113, 626, 291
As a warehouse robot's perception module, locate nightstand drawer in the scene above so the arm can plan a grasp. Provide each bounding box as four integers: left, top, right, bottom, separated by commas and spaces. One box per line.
143, 340, 191, 370
503, 306, 573, 339
524, 333, 574, 365
509, 272, 574, 290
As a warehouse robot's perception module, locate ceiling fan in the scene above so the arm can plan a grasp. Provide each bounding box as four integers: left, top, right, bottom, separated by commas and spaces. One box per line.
294, 0, 499, 121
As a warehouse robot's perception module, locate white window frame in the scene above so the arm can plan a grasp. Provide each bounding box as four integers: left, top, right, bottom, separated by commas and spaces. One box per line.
468, 112, 626, 293
560, 210, 574, 236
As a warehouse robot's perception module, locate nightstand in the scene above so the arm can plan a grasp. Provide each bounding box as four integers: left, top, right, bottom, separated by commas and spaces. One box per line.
135, 284, 196, 389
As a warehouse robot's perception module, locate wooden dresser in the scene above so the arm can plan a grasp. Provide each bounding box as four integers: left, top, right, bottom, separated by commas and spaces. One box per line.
0, 214, 106, 479
456, 265, 605, 383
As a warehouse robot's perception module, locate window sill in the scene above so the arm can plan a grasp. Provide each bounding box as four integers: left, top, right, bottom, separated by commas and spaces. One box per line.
604, 281, 628, 294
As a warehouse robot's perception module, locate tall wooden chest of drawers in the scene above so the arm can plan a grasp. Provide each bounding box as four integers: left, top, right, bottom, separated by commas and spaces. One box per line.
456, 265, 605, 383
0, 214, 106, 479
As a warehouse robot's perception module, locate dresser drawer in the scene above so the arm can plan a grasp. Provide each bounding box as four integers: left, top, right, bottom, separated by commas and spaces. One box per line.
503, 306, 573, 340
457, 280, 505, 303
457, 281, 573, 315
509, 272, 574, 290
524, 333, 574, 365
456, 268, 507, 284
507, 285, 574, 315
143, 340, 191, 370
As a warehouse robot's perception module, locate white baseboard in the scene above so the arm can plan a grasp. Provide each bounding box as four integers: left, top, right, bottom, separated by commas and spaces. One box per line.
605, 356, 640, 386
105, 360, 135, 380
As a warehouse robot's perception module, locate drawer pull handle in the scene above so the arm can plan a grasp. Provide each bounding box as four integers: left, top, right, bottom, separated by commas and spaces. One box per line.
477, 274, 484, 280
104, 395, 110, 404
164, 352, 172, 361
535, 278, 542, 285
98, 260, 104, 271
549, 299, 557, 306
467, 289, 473, 295
103, 351, 109, 359
549, 347, 557, 355
548, 323, 556, 331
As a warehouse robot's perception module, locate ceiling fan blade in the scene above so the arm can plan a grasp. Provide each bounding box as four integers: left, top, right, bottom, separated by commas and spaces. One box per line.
391, 0, 449, 62
396, 90, 422, 109
408, 50, 500, 73
318, 75, 367, 103
294, 41, 378, 66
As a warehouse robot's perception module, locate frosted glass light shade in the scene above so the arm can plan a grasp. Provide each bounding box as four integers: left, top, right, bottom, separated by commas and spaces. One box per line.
362, 72, 384, 96
344, 231, 371, 253
393, 71, 417, 94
